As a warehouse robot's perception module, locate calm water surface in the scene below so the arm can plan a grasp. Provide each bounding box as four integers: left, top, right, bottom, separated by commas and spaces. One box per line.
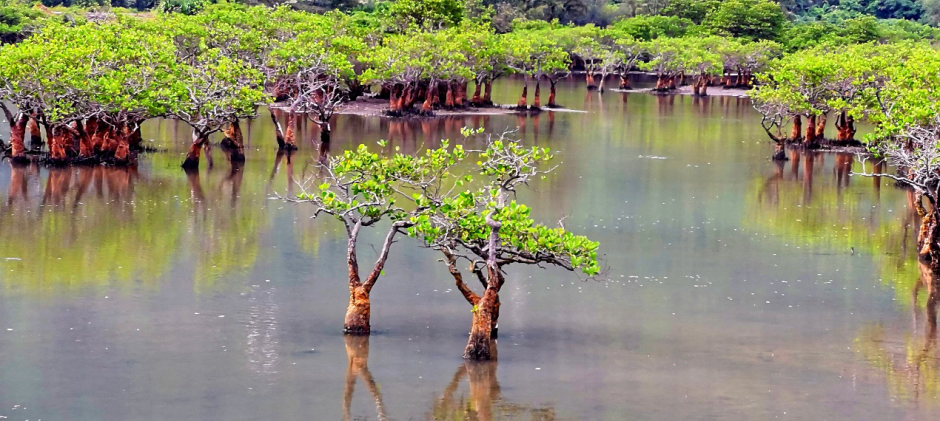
0, 77, 936, 420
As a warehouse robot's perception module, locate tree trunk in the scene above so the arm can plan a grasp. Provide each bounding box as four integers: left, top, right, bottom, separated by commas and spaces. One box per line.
483, 81, 493, 105
269, 108, 291, 150
548, 80, 558, 108
532, 81, 541, 109
223, 120, 246, 162
113, 123, 130, 163
456, 81, 467, 107
790, 115, 802, 142
816, 113, 827, 140
9, 114, 29, 162
49, 126, 70, 162
27, 117, 42, 150
845, 114, 856, 141
619, 75, 631, 90
692, 78, 701, 96
445, 83, 455, 109
772, 141, 787, 161
344, 284, 371, 334
388, 85, 402, 115
516, 83, 528, 109
586, 72, 596, 90
804, 114, 817, 147
319, 121, 331, 144
421, 81, 435, 115
181, 131, 207, 169
74, 120, 93, 158
700, 78, 708, 96
284, 114, 297, 150
471, 81, 483, 106
464, 288, 498, 360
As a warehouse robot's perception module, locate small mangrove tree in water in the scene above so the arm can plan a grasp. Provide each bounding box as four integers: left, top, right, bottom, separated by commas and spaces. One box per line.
294, 140, 467, 334
408, 130, 600, 360
292, 130, 600, 359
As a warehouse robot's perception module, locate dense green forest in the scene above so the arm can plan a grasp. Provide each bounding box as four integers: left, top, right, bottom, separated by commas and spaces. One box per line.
4, 0, 940, 35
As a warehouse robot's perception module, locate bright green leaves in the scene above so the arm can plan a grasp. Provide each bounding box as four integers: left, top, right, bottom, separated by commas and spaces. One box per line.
403, 134, 600, 278
752, 42, 914, 119
300, 139, 468, 227
502, 27, 569, 78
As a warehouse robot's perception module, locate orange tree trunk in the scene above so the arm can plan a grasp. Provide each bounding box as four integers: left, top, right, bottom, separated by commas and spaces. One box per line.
9, 114, 29, 161
445, 83, 455, 109
464, 288, 499, 360
421, 82, 435, 114
113, 123, 131, 163
532, 81, 541, 109
619, 75, 631, 89
471, 81, 483, 106
388, 85, 399, 112
516, 84, 528, 108
344, 285, 371, 334
700, 78, 708, 96
181, 132, 208, 169
483, 81, 493, 104
398, 86, 411, 111
816, 113, 827, 139
284, 114, 297, 149
74, 120, 94, 158
804, 114, 817, 146
586, 72, 595, 89
790, 115, 802, 142
49, 126, 71, 161
224, 120, 246, 162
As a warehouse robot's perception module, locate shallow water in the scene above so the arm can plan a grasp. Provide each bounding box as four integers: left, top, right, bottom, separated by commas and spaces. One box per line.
0, 76, 936, 420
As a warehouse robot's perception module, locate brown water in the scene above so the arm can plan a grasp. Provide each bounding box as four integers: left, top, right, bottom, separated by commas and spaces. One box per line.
0, 77, 937, 420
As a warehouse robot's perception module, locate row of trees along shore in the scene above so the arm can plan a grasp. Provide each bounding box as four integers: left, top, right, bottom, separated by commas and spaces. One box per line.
3, 0, 940, 168
748, 40, 940, 296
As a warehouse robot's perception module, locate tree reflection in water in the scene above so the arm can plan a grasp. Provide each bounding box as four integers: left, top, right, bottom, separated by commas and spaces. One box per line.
856, 261, 940, 405
429, 341, 556, 421
342, 335, 389, 421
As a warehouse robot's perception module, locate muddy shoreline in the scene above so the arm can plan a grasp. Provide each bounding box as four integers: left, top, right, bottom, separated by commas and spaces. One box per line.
288, 97, 588, 118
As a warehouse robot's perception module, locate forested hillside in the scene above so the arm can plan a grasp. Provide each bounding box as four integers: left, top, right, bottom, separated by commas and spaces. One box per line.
5, 0, 940, 26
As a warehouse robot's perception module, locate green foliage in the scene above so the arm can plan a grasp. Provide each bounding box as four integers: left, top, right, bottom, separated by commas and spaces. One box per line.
660, 0, 720, 24
703, 0, 787, 41
406, 135, 601, 277
159, 0, 210, 15
385, 0, 464, 31
610, 15, 697, 41
0, 4, 43, 42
